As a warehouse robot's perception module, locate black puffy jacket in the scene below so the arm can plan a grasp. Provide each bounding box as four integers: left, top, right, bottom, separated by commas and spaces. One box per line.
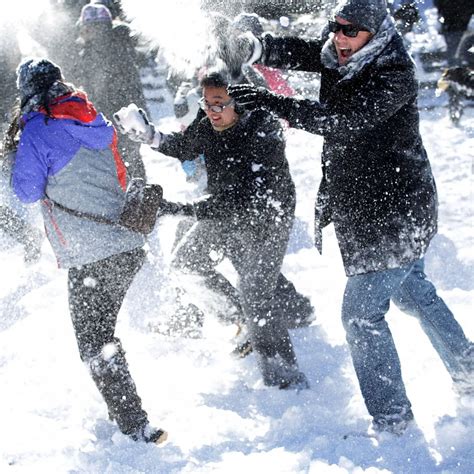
259, 25, 437, 276
158, 109, 296, 237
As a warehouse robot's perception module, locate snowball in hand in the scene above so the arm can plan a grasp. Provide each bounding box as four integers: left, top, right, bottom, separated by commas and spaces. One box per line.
113, 103, 148, 135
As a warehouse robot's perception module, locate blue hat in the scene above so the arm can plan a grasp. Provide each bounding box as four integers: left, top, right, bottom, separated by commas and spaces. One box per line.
333, 0, 388, 34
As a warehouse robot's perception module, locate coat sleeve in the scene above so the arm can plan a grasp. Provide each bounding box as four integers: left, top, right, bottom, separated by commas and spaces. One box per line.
12, 125, 50, 203
260, 34, 325, 73
157, 112, 205, 162
268, 62, 418, 139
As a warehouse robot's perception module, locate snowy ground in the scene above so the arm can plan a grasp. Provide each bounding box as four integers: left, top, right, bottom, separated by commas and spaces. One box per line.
1, 0, 474, 471
1, 95, 473, 472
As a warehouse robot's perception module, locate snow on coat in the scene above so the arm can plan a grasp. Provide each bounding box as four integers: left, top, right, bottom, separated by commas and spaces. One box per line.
259, 18, 438, 276
12, 92, 144, 268
158, 108, 296, 237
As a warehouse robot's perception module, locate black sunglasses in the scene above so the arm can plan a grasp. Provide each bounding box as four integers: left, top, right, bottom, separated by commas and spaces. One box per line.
328, 21, 369, 38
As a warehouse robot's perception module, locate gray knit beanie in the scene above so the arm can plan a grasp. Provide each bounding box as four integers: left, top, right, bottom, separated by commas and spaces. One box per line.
16, 58, 63, 104
333, 0, 389, 34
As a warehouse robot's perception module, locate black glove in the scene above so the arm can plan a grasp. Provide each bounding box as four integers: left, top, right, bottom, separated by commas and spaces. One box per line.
158, 199, 195, 217
228, 84, 279, 112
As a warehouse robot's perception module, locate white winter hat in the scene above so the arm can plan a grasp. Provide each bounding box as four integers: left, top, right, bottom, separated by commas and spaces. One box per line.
78, 3, 112, 26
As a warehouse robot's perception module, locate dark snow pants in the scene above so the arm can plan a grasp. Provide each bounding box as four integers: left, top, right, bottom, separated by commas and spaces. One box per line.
68, 247, 149, 436
172, 219, 298, 367
172, 217, 313, 327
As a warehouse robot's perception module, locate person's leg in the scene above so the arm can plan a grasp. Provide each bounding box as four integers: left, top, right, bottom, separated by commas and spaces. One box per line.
171, 219, 242, 321
392, 258, 473, 381
68, 248, 160, 439
272, 273, 315, 329
229, 223, 308, 388
342, 264, 414, 426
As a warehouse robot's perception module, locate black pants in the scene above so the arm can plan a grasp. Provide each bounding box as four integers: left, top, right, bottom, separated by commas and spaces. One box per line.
172, 219, 298, 368
172, 217, 313, 327
68, 247, 148, 436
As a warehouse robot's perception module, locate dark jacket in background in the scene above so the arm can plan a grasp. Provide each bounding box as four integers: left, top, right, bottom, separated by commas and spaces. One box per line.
258, 28, 438, 276
75, 22, 148, 179
76, 23, 147, 121
434, 0, 474, 33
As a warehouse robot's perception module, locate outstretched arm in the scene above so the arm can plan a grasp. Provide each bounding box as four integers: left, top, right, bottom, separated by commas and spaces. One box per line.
114, 104, 204, 162
230, 63, 417, 139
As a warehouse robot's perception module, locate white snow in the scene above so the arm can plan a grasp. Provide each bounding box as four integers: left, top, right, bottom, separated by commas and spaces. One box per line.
1, 2, 474, 473
1, 102, 472, 473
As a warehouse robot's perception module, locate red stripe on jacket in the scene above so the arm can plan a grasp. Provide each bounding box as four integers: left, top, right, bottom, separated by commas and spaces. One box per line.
110, 130, 127, 191
41, 92, 128, 191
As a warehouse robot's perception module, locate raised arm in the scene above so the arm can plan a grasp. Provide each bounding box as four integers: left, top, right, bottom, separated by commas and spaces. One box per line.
259, 33, 325, 73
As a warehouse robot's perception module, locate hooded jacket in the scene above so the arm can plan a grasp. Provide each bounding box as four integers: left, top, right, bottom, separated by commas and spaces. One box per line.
13, 92, 144, 268
258, 17, 438, 276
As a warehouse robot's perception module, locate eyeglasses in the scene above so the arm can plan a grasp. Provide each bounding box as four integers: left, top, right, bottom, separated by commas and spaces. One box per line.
328, 21, 369, 38
198, 97, 235, 113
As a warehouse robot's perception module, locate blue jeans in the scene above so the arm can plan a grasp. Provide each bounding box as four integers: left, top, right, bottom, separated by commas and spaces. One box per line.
342, 258, 472, 421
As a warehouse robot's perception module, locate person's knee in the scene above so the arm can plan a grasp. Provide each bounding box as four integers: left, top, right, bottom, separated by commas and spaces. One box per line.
395, 273, 438, 314
82, 338, 124, 374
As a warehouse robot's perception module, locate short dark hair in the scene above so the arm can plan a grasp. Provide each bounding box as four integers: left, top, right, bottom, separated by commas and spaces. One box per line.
199, 70, 229, 89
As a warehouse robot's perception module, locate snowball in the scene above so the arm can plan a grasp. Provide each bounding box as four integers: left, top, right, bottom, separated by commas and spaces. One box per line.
113, 103, 148, 134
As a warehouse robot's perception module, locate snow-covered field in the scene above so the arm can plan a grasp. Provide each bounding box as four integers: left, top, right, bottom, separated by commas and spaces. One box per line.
1, 98, 473, 472
1, 1, 474, 472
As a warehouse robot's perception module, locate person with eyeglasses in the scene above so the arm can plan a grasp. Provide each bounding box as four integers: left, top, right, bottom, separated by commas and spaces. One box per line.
226, 0, 474, 436
115, 70, 310, 390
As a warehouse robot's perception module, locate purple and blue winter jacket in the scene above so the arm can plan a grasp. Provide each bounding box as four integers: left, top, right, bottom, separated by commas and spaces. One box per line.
13, 92, 144, 268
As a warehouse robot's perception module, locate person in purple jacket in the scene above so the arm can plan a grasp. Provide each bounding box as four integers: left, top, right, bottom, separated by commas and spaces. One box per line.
9, 58, 166, 445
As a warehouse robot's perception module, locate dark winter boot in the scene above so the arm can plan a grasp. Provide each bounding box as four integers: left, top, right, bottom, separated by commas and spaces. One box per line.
256, 354, 309, 390
371, 408, 414, 437
130, 424, 168, 445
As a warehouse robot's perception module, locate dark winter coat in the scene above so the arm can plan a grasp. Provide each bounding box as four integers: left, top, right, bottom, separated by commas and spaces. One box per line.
258, 18, 438, 276
434, 0, 474, 33
75, 23, 148, 179
158, 109, 296, 238
75, 23, 147, 122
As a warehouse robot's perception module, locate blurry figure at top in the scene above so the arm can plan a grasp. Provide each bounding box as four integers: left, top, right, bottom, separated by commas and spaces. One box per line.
29, 1, 87, 81
74, 3, 148, 179
232, 13, 295, 97
434, 0, 474, 66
